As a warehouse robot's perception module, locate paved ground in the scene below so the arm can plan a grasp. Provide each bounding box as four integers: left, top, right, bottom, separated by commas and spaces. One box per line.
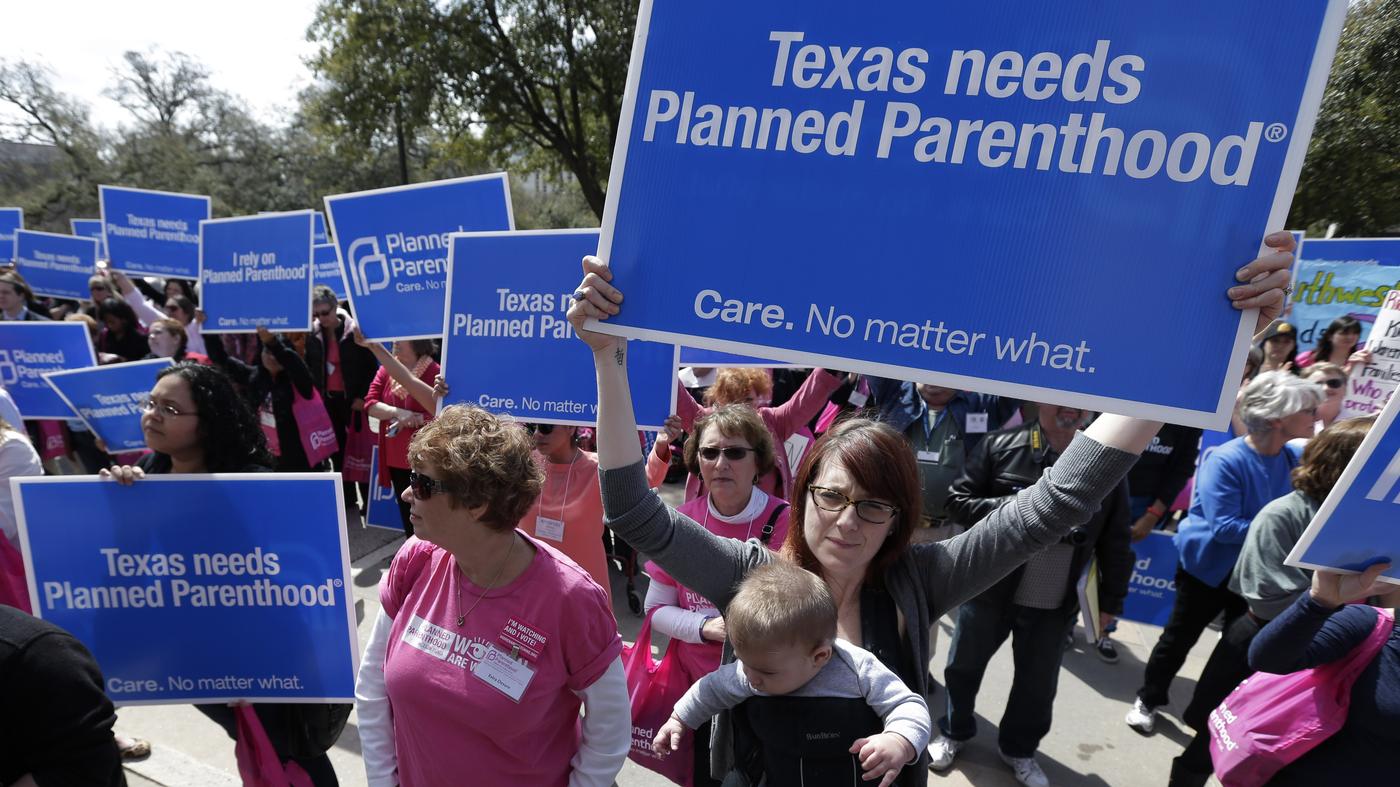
117, 490, 1221, 786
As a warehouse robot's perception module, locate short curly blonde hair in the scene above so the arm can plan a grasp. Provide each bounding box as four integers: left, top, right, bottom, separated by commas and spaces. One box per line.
408, 406, 543, 530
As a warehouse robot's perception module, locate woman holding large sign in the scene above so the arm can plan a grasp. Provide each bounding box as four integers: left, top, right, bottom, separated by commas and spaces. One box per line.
566, 232, 1296, 784
355, 405, 630, 787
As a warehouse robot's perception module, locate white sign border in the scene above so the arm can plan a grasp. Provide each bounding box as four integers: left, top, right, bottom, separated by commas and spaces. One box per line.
0, 321, 99, 420
98, 184, 213, 279
587, 0, 1350, 431
12, 472, 360, 706
197, 211, 316, 335
13, 229, 100, 301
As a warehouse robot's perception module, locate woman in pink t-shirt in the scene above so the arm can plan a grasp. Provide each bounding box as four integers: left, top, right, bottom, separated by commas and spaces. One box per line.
361, 336, 440, 535
355, 406, 629, 787
644, 405, 791, 787
517, 423, 612, 605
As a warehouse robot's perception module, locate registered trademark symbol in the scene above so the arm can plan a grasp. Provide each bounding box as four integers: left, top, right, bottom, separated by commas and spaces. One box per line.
1264, 123, 1288, 142
333, 579, 343, 587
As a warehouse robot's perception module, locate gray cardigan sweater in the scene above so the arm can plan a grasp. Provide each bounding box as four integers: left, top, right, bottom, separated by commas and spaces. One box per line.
601, 431, 1137, 783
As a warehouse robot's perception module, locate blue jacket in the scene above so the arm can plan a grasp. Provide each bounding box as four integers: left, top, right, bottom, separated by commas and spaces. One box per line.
864, 376, 1019, 453
1174, 436, 1300, 587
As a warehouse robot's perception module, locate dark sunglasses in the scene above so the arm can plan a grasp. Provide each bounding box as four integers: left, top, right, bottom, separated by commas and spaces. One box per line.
699, 446, 754, 462
526, 423, 555, 435
1320, 378, 1345, 389
408, 471, 443, 500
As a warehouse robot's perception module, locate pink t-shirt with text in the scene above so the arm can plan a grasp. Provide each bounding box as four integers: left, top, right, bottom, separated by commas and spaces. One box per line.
380, 534, 622, 787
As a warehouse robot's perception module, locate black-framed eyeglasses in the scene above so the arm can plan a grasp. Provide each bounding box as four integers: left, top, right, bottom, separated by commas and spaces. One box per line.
140, 396, 197, 418
526, 423, 555, 435
699, 446, 754, 462
408, 470, 443, 500
807, 484, 899, 525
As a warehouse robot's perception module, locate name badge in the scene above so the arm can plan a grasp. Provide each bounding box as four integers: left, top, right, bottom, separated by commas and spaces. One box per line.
847, 389, 869, 408
536, 515, 565, 542
966, 413, 989, 434
326, 362, 337, 376
917, 450, 941, 464
473, 644, 535, 702
259, 409, 277, 429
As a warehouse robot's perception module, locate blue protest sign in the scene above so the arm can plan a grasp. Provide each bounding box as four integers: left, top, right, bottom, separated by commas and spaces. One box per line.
680, 347, 803, 369
14, 230, 98, 300
314, 212, 328, 245
0, 207, 22, 262
1120, 532, 1178, 627
592, 0, 1346, 430
313, 243, 347, 300
1287, 261, 1400, 348
365, 446, 403, 531
199, 212, 314, 334
100, 185, 211, 279
439, 230, 677, 429
15, 474, 357, 704
0, 322, 97, 418
1300, 237, 1400, 268
43, 359, 172, 452
324, 174, 514, 341
70, 218, 108, 259
1288, 388, 1400, 582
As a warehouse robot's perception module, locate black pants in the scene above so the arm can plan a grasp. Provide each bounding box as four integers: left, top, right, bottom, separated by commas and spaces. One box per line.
196, 704, 338, 787
692, 719, 722, 787
1169, 614, 1266, 786
1137, 563, 1248, 708
939, 590, 1077, 758
389, 466, 414, 537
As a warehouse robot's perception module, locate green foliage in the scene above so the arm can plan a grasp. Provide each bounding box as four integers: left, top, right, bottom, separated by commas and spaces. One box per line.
1290, 0, 1400, 235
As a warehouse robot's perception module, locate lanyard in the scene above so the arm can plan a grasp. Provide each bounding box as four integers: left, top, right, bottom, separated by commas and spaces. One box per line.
549, 450, 580, 522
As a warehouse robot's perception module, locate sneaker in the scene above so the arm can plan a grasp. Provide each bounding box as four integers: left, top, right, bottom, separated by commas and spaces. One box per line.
1094, 636, 1120, 664
999, 751, 1050, 787
1125, 697, 1157, 734
927, 733, 964, 771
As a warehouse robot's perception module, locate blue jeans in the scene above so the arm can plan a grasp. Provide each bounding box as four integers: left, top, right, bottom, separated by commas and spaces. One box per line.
938, 589, 1077, 758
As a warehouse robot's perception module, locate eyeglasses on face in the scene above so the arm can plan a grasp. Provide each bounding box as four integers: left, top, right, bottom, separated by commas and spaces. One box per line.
807, 484, 899, 526
140, 396, 197, 418
526, 423, 555, 435
698, 445, 754, 462
1319, 378, 1345, 389
408, 470, 443, 500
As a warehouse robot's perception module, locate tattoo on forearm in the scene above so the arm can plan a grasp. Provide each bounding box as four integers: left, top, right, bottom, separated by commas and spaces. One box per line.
615, 344, 625, 367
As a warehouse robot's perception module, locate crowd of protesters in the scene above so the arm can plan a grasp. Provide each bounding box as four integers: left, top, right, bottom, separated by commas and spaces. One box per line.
2, 231, 1398, 787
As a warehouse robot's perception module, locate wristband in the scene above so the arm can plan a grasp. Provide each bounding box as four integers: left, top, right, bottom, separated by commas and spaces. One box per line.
1147, 503, 1167, 519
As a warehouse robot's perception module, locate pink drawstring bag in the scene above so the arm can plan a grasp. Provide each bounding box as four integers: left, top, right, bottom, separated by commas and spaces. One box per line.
36, 420, 69, 461
0, 537, 31, 613
234, 705, 314, 787
1208, 606, 1394, 786
623, 613, 695, 786
341, 413, 374, 483
292, 388, 338, 467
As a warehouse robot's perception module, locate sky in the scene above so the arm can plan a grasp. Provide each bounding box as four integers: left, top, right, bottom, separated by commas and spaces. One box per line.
0, 0, 323, 132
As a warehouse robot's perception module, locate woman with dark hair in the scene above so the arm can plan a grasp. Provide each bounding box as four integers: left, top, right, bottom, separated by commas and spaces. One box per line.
101, 362, 342, 785
163, 278, 197, 305
95, 297, 149, 362
111, 271, 206, 355
0, 270, 49, 321
360, 335, 440, 534
1166, 415, 1375, 786
1256, 320, 1299, 375
566, 230, 1295, 785
205, 326, 323, 472
1297, 314, 1369, 372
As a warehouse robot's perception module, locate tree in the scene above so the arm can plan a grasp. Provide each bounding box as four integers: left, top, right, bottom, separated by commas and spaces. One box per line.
0, 60, 108, 227
1290, 0, 1400, 235
307, 0, 634, 218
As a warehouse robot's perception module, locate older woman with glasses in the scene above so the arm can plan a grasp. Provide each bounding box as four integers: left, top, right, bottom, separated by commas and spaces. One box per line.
643, 404, 791, 786
1126, 370, 1326, 737
566, 230, 1296, 784
355, 405, 629, 787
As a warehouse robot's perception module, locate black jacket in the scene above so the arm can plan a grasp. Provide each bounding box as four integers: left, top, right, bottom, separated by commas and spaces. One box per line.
946, 420, 1134, 614
206, 336, 320, 471
306, 317, 377, 400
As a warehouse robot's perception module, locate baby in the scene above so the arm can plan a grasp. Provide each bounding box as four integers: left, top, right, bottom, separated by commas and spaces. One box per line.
653, 561, 930, 787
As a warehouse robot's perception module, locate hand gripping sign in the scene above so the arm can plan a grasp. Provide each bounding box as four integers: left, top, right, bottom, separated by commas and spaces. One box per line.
324, 174, 515, 341
590, 0, 1348, 429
